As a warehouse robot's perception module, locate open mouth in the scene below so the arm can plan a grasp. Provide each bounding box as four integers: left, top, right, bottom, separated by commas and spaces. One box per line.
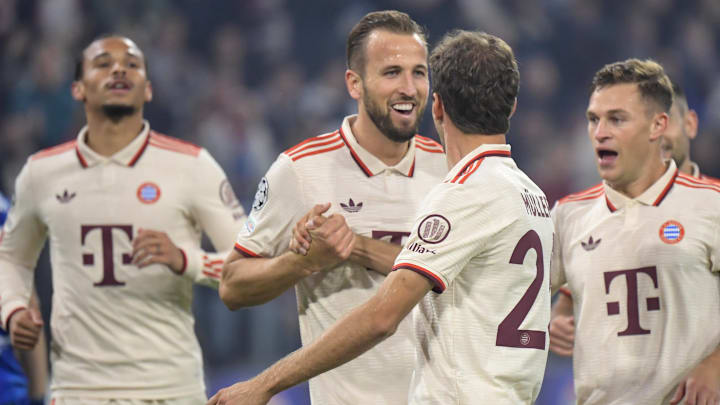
596, 148, 618, 166
107, 80, 132, 92
391, 102, 415, 116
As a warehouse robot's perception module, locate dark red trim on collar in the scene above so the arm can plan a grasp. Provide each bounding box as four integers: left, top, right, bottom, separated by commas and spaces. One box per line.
652, 169, 678, 206
338, 127, 374, 177
605, 195, 617, 213
75, 146, 88, 168
128, 134, 151, 167
407, 158, 415, 177
450, 150, 511, 183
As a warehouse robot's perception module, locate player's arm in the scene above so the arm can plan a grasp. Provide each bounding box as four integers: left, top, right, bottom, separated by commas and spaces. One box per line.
220, 212, 355, 309
209, 269, 432, 405
549, 289, 575, 357
14, 291, 47, 403
290, 203, 402, 275
0, 162, 46, 348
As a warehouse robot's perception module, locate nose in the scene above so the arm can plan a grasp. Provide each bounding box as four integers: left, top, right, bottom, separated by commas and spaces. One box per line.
398, 72, 417, 98
111, 61, 126, 77
592, 119, 611, 142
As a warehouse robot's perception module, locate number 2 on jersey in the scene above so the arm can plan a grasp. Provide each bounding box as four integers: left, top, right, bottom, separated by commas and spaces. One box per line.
496, 230, 546, 350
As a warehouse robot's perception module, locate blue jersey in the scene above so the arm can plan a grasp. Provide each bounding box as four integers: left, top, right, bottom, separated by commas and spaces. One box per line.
0, 191, 31, 404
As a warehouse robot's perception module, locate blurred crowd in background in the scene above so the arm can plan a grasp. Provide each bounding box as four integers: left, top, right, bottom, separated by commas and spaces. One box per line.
1, 1, 718, 403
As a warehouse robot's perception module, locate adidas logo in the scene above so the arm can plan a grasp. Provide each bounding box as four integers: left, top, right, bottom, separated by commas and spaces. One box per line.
56, 189, 76, 203
581, 236, 601, 251
340, 198, 363, 213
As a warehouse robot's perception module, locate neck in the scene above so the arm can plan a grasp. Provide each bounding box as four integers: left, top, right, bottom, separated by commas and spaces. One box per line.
84, 109, 145, 157
444, 127, 506, 168
351, 112, 410, 166
610, 157, 668, 199
678, 158, 695, 176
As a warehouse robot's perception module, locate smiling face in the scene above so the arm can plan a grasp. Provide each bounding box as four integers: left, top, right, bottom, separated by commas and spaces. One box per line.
353, 30, 429, 143
586, 83, 668, 191
72, 37, 152, 114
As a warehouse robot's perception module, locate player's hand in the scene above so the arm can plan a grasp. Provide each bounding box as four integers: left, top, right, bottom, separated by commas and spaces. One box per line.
548, 314, 575, 357
298, 213, 355, 275
670, 358, 720, 405
289, 203, 331, 255
207, 380, 272, 405
132, 228, 185, 273
9, 308, 43, 351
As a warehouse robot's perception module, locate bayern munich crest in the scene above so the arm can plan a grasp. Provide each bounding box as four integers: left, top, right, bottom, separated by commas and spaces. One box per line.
417, 214, 451, 244
658, 220, 684, 244
137, 182, 161, 204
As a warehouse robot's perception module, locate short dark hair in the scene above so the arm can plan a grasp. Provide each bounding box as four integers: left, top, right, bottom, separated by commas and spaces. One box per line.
346, 10, 426, 76
429, 30, 519, 135
590, 59, 673, 114
74, 34, 148, 81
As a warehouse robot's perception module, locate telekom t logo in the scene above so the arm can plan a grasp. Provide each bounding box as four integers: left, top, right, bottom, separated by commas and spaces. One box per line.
81, 225, 133, 287
371, 230, 410, 245
603, 266, 660, 336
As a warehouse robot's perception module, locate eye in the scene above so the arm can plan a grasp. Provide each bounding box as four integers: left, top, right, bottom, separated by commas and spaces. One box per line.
587, 116, 598, 124
414, 69, 427, 77
610, 116, 623, 124
385, 69, 399, 77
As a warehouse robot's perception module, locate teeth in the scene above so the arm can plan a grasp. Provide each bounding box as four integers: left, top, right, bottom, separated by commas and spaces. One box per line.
392, 103, 412, 111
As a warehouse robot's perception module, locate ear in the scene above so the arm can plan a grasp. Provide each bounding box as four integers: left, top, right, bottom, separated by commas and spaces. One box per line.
345, 69, 362, 100
649, 112, 669, 141
509, 98, 518, 119
71, 81, 85, 102
145, 80, 153, 103
684, 109, 698, 140
432, 93, 443, 122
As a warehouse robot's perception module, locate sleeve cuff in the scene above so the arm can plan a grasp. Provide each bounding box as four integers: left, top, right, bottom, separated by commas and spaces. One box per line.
392, 262, 446, 293
559, 287, 572, 298
234, 243, 261, 258
2, 301, 28, 331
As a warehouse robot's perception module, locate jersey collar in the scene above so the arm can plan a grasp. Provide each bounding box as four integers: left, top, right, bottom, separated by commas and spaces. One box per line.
338, 115, 417, 177
604, 160, 678, 212
445, 144, 512, 183
75, 120, 152, 168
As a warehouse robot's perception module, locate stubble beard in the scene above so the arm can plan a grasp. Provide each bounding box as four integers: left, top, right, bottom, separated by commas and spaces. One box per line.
363, 88, 423, 143
102, 104, 136, 123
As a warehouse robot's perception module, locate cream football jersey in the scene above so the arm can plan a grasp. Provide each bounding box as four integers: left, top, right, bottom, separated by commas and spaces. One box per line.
551, 160, 720, 405
234, 115, 447, 405
392, 144, 553, 404
0, 122, 246, 399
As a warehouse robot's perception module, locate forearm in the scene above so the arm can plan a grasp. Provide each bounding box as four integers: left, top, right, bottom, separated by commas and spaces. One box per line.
349, 235, 402, 275
16, 328, 47, 399
255, 298, 395, 395
551, 291, 573, 318
220, 252, 308, 309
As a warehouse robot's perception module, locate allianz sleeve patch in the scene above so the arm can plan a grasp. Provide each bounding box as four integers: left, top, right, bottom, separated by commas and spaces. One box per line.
252, 177, 269, 211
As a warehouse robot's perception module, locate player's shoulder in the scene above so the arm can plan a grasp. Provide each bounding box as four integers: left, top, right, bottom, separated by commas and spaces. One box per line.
556, 183, 605, 206
674, 173, 720, 198
698, 173, 720, 186
414, 135, 444, 155
147, 130, 202, 158
30, 139, 78, 163
281, 130, 344, 164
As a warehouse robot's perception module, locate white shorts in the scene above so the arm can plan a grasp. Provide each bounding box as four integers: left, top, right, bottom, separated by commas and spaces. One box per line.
50, 393, 207, 405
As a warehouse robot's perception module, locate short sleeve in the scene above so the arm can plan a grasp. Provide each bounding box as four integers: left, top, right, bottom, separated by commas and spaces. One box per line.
392, 182, 504, 293
234, 154, 308, 258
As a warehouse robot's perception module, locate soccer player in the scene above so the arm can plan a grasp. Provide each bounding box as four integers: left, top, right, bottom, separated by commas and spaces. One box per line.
549, 81, 720, 357
0, 36, 246, 403
0, 192, 47, 405
218, 10, 446, 405
210, 30, 553, 405
550, 59, 720, 404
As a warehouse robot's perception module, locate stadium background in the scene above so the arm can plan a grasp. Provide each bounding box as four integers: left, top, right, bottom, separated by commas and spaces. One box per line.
0, 1, 718, 403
